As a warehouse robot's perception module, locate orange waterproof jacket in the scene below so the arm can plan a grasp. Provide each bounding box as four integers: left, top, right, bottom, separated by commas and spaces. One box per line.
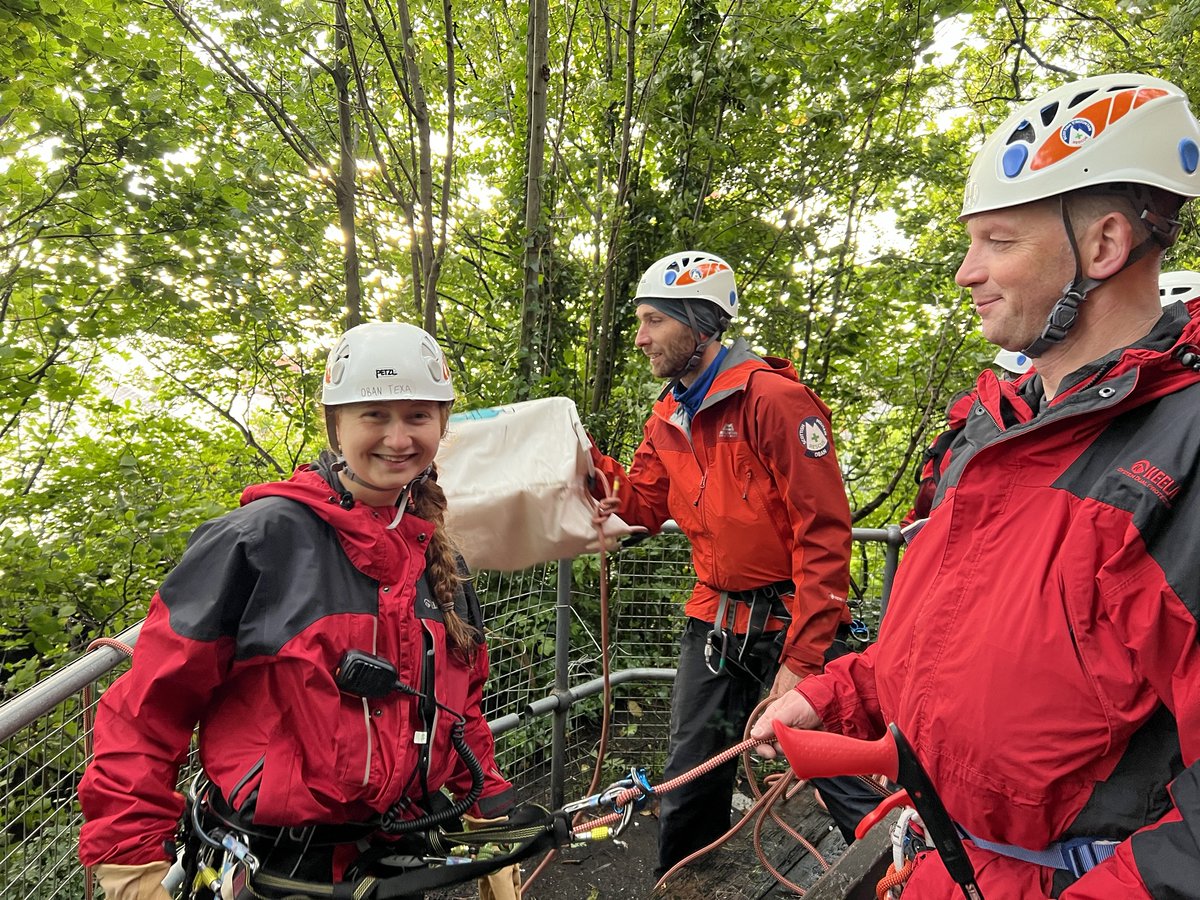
591, 339, 851, 675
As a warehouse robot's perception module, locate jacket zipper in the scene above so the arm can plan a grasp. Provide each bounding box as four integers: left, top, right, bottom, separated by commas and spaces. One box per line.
359, 698, 373, 786
956, 374, 1133, 487
742, 469, 751, 500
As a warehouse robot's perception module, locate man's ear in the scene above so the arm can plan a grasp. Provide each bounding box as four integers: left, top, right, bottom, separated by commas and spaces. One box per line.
1082, 211, 1137, 281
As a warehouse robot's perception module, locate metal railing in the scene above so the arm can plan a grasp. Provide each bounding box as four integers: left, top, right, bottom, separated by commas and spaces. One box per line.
0, 526, 902, 898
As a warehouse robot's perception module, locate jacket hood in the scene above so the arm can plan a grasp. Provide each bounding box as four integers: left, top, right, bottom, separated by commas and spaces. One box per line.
240, 459, 433, 582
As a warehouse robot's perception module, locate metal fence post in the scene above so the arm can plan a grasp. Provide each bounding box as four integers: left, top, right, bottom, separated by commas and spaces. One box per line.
880, 525, 903, 620
550, 558, 572, 810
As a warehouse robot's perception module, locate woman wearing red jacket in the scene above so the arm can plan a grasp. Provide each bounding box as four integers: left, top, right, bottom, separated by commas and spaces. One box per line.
78, 322, 514, 899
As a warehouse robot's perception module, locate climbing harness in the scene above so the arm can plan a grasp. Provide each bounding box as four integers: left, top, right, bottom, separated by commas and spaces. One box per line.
774, 722, 985, 900
956, 829, 1119, 879
704, 580, 793, 680
179, 776, 570, 899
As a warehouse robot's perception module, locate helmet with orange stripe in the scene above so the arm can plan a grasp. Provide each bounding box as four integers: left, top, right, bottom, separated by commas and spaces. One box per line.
962, 74, 1200, 221
961, 74, 1200, 357
635, 251, 738, 320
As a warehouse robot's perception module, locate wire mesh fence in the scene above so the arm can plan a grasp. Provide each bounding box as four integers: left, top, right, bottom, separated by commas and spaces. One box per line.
2, 669, 118, 899
479, 534, 691, 807
0, 528, 898, 899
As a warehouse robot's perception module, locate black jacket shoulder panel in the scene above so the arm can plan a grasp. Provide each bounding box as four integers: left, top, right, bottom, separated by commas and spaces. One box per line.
1051, 385, 1200, 621
1132, 756, 1200, 896
411, 555, 485, 639
159, 497, 379, 656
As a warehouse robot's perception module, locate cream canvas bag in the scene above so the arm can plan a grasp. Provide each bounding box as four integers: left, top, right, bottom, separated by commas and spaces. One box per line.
437, 397, 634, 571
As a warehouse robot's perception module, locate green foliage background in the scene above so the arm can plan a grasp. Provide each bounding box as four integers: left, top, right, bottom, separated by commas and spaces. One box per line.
4, 0, 1200, 690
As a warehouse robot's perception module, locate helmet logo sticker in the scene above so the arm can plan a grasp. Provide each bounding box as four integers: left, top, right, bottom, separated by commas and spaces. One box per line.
673, 260, 731, 286
798, 416, 830, 458
1032, 87, 1168, 172
1060, 118, 1095, 147
375, 368, 398, 377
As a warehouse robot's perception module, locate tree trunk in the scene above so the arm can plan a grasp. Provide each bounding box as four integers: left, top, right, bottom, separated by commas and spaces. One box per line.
517, 0, 550, 395
589, 0, 639, 415
334, 0, 362, 330
394, 0, 439, 335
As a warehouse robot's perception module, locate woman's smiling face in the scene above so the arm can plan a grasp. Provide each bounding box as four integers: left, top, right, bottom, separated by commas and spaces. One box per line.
333, 399, 447, 504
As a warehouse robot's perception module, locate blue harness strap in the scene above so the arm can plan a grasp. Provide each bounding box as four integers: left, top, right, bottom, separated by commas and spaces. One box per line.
959, 827, 1119, 878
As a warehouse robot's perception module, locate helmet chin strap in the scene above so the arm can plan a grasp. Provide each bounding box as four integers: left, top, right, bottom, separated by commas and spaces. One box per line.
662, 303, 722, 386
1022, 194, 1172, 358
331, 455, 392, 495
330, 456, 432, 529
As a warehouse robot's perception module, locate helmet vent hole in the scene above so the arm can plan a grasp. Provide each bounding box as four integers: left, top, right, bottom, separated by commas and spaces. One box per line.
1039, 103, 1058, 126
1007, 120, 1035, 145
1068, 89, 1098, 109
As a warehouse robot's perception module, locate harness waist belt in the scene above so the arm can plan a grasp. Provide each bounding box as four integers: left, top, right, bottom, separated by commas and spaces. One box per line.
959, 827, 1119, 878
206, 780, 379, 846
725, 579, 795, 607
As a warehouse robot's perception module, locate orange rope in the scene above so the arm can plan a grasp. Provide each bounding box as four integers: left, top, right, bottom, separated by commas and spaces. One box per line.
521, 477, 848, 895
876, 858, 914, 899
521, 473, 618, 896
651, 698, 834, 895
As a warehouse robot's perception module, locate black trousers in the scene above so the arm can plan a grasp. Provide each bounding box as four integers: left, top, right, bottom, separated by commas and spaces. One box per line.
656, 619, 888, 872
657, 617, 780, 874
810, 774, 890, 844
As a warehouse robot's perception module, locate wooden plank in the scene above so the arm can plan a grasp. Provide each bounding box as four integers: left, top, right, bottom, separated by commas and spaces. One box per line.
804, 809, 900, 900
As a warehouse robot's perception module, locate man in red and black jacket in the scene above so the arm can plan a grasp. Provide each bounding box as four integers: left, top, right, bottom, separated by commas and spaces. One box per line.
754, 74, 1200, 899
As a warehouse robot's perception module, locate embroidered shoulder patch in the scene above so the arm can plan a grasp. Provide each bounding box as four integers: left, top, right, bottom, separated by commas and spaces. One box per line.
799, 416, 830, 458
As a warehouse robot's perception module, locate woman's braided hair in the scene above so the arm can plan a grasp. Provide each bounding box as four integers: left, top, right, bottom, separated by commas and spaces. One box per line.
407, 462, 480, 659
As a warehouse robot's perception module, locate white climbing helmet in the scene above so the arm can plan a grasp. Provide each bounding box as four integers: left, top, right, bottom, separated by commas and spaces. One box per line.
635, 251, 739, 319
322, 322, 454, 406
992, 349, 1032, 375
1160, 270, 1200, 306
961, 73, 1200, 218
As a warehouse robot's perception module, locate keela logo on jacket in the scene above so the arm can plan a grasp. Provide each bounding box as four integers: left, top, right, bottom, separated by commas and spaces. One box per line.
798, 417, 830, 458
718, 423, 738, 440
1118, 459, 1180, 507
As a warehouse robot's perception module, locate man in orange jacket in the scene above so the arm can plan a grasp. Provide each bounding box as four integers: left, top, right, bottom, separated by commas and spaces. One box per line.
590, 251, 852, 874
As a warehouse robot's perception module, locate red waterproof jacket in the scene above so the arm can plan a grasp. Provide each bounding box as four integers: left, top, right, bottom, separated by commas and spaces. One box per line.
798, 304, 1200, 898
591, 339, 851, 676
79, 462, 513, 867
900, 391, 977, 528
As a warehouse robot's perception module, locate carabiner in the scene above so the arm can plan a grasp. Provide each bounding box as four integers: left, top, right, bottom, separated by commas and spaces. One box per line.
704, 628, 728, 675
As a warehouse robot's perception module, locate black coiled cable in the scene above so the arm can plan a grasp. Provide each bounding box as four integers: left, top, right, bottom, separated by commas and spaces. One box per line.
379, 721, 484, 835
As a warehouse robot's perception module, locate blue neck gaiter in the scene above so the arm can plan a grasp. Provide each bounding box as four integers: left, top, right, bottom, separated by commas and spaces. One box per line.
672, 345, 727, 420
